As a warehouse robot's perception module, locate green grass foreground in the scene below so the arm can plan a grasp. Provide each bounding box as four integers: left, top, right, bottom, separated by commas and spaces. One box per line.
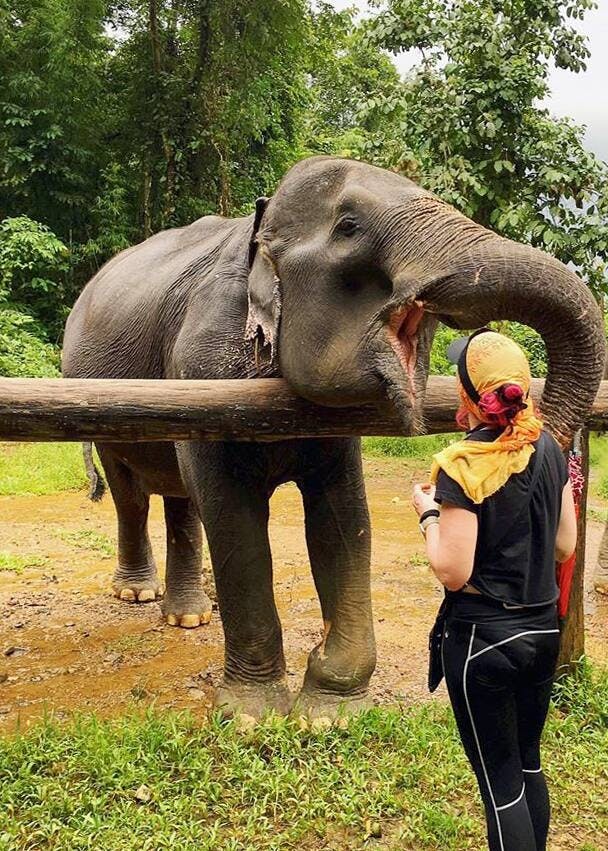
0, 666, 606, 851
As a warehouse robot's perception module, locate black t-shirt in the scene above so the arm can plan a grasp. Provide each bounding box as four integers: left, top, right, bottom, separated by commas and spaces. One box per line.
435, 427, 569, 607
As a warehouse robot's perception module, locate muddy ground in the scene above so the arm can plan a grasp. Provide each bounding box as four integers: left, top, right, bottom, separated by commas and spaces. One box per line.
0, 456, 607, 731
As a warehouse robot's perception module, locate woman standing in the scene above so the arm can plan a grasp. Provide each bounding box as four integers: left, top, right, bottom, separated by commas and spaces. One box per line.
413, 329, 577, 851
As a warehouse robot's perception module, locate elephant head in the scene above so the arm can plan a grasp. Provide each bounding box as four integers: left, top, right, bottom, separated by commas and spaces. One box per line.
245, 156, 605, 442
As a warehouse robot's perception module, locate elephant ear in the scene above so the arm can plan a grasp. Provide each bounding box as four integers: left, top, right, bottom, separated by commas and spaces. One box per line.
244, 196, 281, 359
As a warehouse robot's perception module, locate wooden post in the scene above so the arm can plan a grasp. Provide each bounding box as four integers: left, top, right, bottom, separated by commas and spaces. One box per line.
557, 427, 589, 675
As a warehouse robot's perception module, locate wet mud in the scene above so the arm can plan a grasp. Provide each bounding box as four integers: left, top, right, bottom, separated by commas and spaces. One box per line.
0, 457, 606, 730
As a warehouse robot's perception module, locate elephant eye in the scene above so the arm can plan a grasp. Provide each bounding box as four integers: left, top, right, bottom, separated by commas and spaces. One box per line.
334, 216, 360, 237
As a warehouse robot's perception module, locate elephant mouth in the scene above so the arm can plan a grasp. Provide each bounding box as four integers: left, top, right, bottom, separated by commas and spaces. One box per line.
386, 300, 425, 397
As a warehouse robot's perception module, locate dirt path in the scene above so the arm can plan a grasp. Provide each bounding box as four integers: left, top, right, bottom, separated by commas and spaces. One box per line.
1, 457, 607, 730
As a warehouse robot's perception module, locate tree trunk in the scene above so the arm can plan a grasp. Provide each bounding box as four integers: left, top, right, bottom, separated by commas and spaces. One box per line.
148, 0, 176, 226
142, 157, 152, 239
188, 0, 212, 195
557, 427, 589, 675
215, 142, 231, 216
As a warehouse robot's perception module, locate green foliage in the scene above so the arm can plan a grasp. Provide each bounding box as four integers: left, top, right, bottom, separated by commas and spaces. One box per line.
0, 308, 59, 377
0, 215, 69, 335
365, 0, 608, 293
0, 215, 66, 374
0, 666, 607, 849
0, 551, 48, 573
0, 0, 109, 246
0, 443, 88, 495
102, 0, 309, 228
589, 433, 608, 499
0, 0, 605, 365
303, 3, 402, 157
552, 657, 608, 728
429, 321, 547, 378
430, 324, 461, 376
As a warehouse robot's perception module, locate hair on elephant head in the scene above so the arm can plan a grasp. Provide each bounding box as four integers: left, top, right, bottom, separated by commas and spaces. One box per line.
244, 156, 605, 443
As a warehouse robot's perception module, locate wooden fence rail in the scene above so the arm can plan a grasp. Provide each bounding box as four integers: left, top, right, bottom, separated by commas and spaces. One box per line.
2, 375, 608, 442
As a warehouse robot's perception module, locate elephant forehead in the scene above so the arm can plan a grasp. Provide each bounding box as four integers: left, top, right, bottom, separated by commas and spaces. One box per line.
267, 157, 429, 230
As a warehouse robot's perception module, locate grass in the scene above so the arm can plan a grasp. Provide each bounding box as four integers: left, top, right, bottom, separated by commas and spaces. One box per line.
54, 528, 115, 558
0, 664, 606, 851
362, 433, 457, 461
590, 433, 608, 500
0, 551, 49, 574
0, 443, 88, 496
408, 553, 429, 567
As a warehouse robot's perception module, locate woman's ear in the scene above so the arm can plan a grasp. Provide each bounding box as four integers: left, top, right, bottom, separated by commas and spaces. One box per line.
245, 197, 281, 358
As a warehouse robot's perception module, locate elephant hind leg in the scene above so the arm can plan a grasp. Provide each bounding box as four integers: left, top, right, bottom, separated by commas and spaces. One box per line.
176, 441, 291, 719
96, 446, 161, 603
161, 496, 212, 628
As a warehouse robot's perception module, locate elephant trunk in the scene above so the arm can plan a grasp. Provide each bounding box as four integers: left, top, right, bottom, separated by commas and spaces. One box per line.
418, 237, 605, 445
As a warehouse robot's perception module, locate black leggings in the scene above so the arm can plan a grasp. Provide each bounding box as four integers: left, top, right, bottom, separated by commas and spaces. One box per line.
441, 597, 560, 851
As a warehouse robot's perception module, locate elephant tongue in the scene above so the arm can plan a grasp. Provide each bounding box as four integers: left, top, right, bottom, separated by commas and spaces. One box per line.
388, 301, 424, 396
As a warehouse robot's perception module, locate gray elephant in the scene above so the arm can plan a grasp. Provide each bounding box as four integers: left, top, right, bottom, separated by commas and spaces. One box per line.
62, 156, 604, 720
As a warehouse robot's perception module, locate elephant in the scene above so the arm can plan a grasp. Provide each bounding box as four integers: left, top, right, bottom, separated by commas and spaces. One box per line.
62, 155, 605, 720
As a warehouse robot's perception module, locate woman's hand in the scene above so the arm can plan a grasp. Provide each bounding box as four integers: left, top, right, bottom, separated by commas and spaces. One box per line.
412, 483, 438, 518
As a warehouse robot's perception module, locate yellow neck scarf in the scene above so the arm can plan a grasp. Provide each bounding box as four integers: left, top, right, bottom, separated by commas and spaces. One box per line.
430, 333, 544, 504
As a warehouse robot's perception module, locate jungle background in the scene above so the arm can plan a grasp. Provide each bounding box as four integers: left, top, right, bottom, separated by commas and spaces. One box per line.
1, 0, 608, 377
1, 2, 608, 850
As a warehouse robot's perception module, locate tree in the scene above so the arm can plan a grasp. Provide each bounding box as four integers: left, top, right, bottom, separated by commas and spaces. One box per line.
0, 216, 69, 333
104, 0, 309, 232
363, 0, 608, 293
0, 0, 110, 242
303, 3, 402, 157
0, 215, 67, 376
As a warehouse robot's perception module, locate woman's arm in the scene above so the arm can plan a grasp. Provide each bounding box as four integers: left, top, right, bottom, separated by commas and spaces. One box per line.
424, 504, 478, 591
555, 480, 577, 563
412, 484, 478, 591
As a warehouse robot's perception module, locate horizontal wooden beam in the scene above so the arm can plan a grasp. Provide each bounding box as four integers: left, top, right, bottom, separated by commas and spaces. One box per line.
1, 376, 607, 443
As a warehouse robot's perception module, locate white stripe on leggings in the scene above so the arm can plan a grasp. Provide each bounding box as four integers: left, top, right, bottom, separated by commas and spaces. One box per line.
496, 783, 526, 811
463, 624, 506, 851
523, 767, 542, 774
468, 630, 559, 661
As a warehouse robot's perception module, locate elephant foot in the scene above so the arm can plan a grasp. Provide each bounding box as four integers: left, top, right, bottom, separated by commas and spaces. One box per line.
595, 578, 608, 596
161, 588, 213, 628
112, 565, 162, 604
292, 688, 373, 727
214, 678, 293, 722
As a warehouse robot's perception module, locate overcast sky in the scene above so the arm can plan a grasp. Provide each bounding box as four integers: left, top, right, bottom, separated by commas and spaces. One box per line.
326, 0, 608, 163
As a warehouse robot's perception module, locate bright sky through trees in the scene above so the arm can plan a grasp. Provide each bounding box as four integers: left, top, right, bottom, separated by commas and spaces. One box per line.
327, 0, 608, 161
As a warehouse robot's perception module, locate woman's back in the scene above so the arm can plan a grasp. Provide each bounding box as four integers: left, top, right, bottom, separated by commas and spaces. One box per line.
436, 427, 568, 607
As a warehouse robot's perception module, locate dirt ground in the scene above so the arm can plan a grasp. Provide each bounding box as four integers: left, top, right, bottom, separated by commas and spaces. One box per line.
0, 456, 607, 731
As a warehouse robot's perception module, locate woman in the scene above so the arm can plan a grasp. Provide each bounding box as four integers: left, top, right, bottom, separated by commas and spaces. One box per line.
412, 329, 577, 851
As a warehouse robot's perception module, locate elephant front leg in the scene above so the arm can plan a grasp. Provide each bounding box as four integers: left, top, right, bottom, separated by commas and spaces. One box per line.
161, 496, 213, 628
177, 443, 292, 720
296, 443, 376, 721
97, 447, 161, 603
